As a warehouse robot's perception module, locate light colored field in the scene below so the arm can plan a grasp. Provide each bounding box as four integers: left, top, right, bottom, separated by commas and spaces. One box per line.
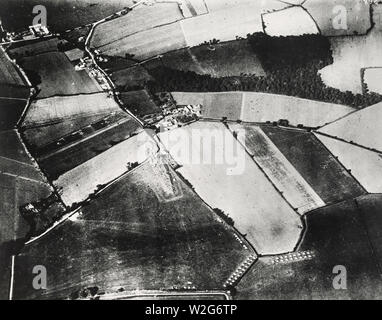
99, 21, 187, 60
230, 124, 325, 214
241, 92, 354, 127
319, 101, 382, 152
0, 130, 51, 243
159, 121, 303, 255
172, 92, 354, 127
21, 52, 101, 98
263, 6, 319, 36
55, 131, 157, 206
23, 92, 121, 127
315, 134, 382, 193
303, 0, 371, 36
180, 3, 263, 47
0, 47, 25, 86
91, 2, 184, 49
319, 4, 382, 94
364, 68, 382, 94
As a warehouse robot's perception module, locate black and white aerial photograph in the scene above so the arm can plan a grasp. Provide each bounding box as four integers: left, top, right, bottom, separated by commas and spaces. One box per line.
1, 0, 382, 307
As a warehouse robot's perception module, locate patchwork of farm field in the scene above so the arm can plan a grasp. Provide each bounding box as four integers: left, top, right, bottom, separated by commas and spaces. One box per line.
38, 117, 141, 180
55, 130, 157, 206
235, 195, 382, 300
319, 3, 382, 93
0, 48, 26, 87
119, 90, 161, 117
159, 121, 303, 255
22, 92, 121, 127
318, 101, 382, 152
19, 51, 101, 98
229, 124, 325, 214
13, 157, 253, 299
91, 2, 184, 49
315, 134, 382, 193
161, 40, 265, 78
171, 92, 354, 127
0, 0, 135, 32
261, 126, 366, 204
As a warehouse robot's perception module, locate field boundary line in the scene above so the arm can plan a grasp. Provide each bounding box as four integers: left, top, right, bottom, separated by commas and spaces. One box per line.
8, 255, 15, 300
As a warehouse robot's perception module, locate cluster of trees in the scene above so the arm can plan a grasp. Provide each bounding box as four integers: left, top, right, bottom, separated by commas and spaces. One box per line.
213, 208, 234, 227
147, 33, 382, 108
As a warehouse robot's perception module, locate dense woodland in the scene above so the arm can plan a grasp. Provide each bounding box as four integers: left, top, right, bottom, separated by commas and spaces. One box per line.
147, 33, 382, 108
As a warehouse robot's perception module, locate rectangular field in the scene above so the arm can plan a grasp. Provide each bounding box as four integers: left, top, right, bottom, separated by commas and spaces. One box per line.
20, 52, 101, 98
91, 2, 184, 49
55, 131, 157, 206
261, 126, 366, 204
159, 121, 303, 255
13, 157, 252, 299
229, 124, 325, 214
8, 38, 61, 58
98, 22, 187, 60
241, 92, 354, 128
22, 92, 121, 127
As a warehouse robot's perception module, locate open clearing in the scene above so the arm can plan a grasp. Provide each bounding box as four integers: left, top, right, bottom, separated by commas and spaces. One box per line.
236, 194, 382, 300
363, 68, 382, 94
22, 92, 121, 127
120, 90, 161, 117
161, 40, 265, 78
303, 0, 371, 36
159, 121, 303, 255
91, 2, 184, 50
316, 134, 382, 193
229, 124, 325, 214
55, 131, 157, 206
318, 3, 382, 93
20, 52, 101, 98
263, 6, 319, 37
0, 0, 135, 32
0, 48, 26, 86
13, 157, 252, 299
262, 126, 366, 204
318, 102, 382, 152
